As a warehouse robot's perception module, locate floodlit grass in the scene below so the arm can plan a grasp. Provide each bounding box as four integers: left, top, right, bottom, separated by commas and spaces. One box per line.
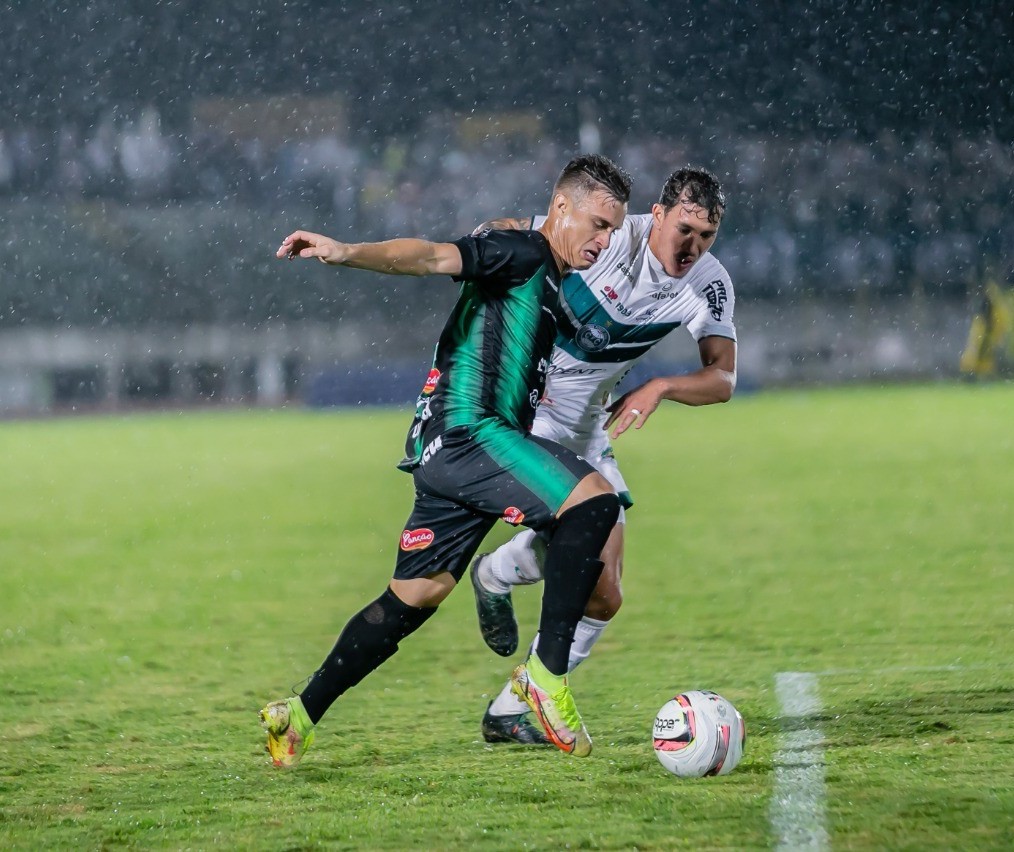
1, 383, 1012, 849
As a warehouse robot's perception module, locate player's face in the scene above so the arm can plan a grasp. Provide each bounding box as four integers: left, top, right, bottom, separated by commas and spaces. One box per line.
649, 192, 721, 278
556, 188, 627, 270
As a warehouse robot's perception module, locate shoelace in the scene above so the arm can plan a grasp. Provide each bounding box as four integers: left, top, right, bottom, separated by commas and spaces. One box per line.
549, 683, 582, 731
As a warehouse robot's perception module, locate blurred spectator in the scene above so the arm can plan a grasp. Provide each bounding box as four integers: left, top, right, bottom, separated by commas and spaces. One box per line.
0, 131, 12, 191
1, 109, 1009, 309
119, 107, 175, 199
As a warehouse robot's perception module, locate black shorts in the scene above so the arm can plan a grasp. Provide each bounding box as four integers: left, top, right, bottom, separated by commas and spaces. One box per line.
393, 421, 598, 581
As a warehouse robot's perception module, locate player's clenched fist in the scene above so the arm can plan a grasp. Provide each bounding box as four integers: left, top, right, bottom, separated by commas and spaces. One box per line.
276, 230, 348, 264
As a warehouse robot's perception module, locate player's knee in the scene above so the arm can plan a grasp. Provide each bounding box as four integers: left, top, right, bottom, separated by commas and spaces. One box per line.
560, 487, 619, 520
557, 492, 620, 543
389, 573, 455, 608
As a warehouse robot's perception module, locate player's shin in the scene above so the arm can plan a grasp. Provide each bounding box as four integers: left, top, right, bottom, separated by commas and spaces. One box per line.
537, 493, 619, 675
298, 587, 436, 724
492, 615, 610, 717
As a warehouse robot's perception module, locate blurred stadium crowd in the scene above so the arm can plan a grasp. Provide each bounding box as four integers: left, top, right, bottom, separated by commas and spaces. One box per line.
1, 0, 1009, 330
1, 106, 1010, 329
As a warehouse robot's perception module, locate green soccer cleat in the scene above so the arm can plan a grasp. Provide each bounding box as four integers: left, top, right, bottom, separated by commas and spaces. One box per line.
469, 552, 519, 657
260, 696, 315, 768
510, 654, 592, 757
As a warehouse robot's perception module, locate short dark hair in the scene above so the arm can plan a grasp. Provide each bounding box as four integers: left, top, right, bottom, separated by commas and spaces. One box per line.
659, 167, 726, 224
555, 154, 632, 204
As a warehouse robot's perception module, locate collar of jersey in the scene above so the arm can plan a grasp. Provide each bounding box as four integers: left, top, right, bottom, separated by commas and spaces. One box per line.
644, 242, 680, 293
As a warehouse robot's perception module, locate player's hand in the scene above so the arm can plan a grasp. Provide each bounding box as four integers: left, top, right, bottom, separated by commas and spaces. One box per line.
276, 230, 347, 265
604, 379, 664, 439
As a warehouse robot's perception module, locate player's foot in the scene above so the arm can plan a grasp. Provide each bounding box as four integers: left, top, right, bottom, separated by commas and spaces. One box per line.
260, 696, 315, 768
510, 654, 592, 757
481, 701, 551, 746
469, 552, 519, 657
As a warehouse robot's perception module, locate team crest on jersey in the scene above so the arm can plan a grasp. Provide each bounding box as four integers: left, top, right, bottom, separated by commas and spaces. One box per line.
501, 507, 525, 525
576, 323, 610, 352
400, 528, 435, 551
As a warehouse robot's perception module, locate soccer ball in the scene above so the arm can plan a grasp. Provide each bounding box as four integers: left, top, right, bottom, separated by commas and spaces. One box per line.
652, 690, 746, 777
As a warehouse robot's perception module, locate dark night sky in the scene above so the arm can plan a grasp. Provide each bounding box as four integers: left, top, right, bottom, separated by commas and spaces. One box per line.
3, 0, 1010, 141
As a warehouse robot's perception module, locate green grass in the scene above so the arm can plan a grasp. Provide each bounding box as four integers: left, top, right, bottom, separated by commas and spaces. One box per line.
1, 383, 1012, 849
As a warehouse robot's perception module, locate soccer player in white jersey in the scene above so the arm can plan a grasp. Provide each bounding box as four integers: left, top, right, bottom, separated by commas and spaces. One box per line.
470, 167, 737, 745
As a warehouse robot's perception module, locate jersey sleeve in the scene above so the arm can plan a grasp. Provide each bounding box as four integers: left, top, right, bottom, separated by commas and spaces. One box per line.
686, 263, 737, 342
451, 230, 547, 296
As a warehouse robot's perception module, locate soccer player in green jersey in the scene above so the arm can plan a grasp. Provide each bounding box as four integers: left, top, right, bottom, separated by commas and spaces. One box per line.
260, 155, 631, 766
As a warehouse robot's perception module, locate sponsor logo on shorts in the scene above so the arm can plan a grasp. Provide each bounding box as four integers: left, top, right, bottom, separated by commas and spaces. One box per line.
422, 368, 441, 395
501, 507, 525, 525
529, 389, 540, 408
400, 528, 434, 551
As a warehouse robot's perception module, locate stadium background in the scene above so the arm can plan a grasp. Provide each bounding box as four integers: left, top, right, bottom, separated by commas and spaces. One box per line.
1, 0, 1010, 413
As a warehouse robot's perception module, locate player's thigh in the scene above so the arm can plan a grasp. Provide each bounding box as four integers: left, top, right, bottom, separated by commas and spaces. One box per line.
417, 422, 598, 530
533, 423, 634, 520
393, 488, 497, 584
566, 427, 634, 516
474, 424, 600, 521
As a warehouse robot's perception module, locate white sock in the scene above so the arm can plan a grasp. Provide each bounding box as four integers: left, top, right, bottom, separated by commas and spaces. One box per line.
487, 616, 611, 718
488, 681, 529, 716
477, 529, 546, 594
568, 616, 609, 670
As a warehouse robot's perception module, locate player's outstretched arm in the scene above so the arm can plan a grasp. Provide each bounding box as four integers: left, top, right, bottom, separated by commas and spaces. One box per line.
277, 230, 462, 277
605, 336, 737, 438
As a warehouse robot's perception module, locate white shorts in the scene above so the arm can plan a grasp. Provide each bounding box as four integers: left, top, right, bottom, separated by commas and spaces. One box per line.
531, 415, 630, 523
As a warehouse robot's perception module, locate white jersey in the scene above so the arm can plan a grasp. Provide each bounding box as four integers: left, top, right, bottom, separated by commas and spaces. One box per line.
531, 213, 737, 444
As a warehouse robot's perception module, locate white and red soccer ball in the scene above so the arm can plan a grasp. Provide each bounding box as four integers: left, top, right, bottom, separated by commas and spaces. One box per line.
652, 690, 746, 777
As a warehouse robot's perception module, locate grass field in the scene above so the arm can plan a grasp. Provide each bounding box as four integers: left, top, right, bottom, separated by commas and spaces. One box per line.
1, 383, 1012, 850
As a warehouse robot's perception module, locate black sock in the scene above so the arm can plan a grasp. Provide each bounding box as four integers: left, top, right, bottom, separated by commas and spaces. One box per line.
299, 587, 436, 725
538, 493, 620, 675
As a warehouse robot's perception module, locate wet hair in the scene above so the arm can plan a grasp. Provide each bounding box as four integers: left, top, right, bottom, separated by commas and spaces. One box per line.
554, 154, 632, 204
658, 167, 726, 225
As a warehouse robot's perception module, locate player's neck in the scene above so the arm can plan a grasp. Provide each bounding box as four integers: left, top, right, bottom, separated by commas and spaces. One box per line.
536, 223, 569, 276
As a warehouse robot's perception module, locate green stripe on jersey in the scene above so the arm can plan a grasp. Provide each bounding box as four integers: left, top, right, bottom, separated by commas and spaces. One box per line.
493, 268, 547, 422
443, 266, 549, 431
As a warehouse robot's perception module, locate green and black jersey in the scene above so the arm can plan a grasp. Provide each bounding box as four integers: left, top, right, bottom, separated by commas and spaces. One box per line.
399, 229, 561, 471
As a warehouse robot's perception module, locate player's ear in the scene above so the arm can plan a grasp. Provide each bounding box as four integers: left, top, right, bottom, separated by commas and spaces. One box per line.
552, 191, 569, 217
651, 202, 666, 226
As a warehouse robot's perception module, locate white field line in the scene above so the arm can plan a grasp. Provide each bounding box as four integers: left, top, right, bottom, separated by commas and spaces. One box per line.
814, 662, 1005, 676
771, 672, 829, 851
